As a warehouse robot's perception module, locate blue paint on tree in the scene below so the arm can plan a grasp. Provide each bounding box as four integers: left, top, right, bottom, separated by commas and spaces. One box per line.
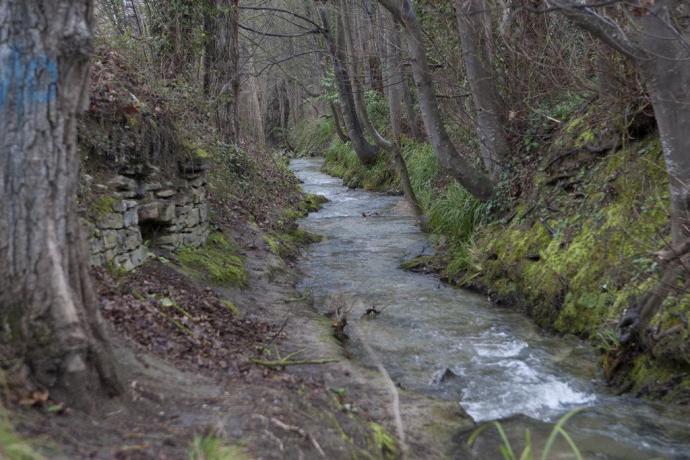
0, 47, 58, 114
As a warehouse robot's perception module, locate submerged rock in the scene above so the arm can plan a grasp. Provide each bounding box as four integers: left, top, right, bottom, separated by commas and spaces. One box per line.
430, 367, 460, 385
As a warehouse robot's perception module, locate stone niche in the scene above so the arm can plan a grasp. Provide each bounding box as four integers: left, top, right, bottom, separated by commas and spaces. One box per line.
87, 159, 210, 271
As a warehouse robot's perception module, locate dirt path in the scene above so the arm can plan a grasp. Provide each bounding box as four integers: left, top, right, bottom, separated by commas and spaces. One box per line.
11, 208, 473, 459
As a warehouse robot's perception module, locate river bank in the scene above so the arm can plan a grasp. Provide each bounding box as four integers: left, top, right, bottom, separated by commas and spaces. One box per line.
320, 127, 690, 405
293, 157, 690, 459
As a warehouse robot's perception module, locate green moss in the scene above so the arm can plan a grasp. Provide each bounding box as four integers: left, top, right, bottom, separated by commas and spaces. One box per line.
90, 195, 119, 218
264, 229, 322, 259
369, 422, 398, 460
188, 435, 251, 460
178, 233, 248, 286
322, 141, 399, 193
263, 234, 281, 256
0, 407, 44, 460
222, 300, 240, 316
282, 193, 329, 222
400, 255, 435, 271
193, 147, 209, 159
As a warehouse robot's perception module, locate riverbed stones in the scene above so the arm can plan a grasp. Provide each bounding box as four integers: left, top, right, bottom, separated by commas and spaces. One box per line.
87, 160, 210, 271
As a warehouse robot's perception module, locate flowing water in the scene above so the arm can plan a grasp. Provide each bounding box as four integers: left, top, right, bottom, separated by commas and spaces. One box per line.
290, 158, 690, 459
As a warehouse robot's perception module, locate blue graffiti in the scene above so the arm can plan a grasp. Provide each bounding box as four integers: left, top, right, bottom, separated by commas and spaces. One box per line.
0, 46, 58, 115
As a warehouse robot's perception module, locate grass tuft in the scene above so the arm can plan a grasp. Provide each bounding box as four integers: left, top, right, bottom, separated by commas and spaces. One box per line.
188, 435, 251, 460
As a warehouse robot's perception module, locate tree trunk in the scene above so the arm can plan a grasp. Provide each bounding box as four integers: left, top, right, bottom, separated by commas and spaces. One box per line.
318, 6, 379, 164
378, 0, 494, 201
454, 0, 509, 181
401, 55, 423, 139
331, 102, 350, 144
0, 0, 122, 407
204, 0, 241, 145
637, 11, 690, 247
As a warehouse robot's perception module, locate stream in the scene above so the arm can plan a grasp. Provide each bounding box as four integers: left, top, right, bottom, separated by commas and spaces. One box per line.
290, 158, 690, 459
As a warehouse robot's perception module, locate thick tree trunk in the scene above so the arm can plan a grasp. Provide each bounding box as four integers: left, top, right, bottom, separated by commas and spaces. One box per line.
318, 6, 379, 164
0, 0, 122, 406
637, 11, 690, 247
378, 0, 494, 201
204, 0, 241, 145
455, 0, 509, 181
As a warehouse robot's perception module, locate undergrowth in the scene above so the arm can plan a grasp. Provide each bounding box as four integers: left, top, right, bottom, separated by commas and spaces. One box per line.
319, 102, 689, 399
188, 435, 250, 460
178, 233, 247, 286
468, 409, 584, 460
0, 409, 44, 460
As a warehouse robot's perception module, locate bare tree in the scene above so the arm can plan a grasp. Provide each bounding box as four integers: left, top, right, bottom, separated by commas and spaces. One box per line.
318, 4, 379, 164
455, 0, 510, 180
378, 0, 495, 200
0, 0, 122, 406
204, 0, 241, 145
338, 2, 423, 216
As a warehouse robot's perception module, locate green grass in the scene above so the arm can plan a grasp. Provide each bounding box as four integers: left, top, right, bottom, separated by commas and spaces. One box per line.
468, 409, 584, 460
290, 118, 335, 155
188, 435, 250, 460
322, 141, 398, 192
323, 139, 489, 276
178, 233, 248, 286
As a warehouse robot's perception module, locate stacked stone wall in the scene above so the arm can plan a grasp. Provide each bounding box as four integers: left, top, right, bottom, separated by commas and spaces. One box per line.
87, 161, 210, 270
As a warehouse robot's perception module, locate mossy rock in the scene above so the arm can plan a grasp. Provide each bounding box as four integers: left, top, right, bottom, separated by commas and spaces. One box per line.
90, 195, 119, 218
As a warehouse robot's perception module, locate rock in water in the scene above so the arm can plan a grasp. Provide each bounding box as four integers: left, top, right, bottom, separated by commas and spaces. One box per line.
430, 367, 460, 385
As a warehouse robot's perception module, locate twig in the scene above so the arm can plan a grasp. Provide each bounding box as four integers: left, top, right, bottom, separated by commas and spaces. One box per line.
253, 415, 325, 457
265, 316, 289, 348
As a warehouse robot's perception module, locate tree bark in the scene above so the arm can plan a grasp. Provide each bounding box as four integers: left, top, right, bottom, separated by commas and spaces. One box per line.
636, 7, 690, 246
204, 0, 241, 145
341, 6, 424, 216
378, 0, 494, 201
455, 0, 509, 181
0, 0, 122, 407
330, 102, 350, 143
318, 6, 379, 164
400, 54, 423, 139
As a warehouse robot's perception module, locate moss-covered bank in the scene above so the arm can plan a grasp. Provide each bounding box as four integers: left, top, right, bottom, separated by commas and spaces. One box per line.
320, 121, 690, 402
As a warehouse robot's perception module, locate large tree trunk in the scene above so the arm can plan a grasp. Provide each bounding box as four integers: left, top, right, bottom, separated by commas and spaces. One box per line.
378, 0, 494, 201
0, 0, 122, 407
318, 6, 379, 164
454, 0, 509, 181
637, 9, 690, 247
204, 0, 241, 145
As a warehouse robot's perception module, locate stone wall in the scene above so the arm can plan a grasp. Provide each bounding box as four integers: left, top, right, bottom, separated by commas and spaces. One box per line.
87, 160, 210, 271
